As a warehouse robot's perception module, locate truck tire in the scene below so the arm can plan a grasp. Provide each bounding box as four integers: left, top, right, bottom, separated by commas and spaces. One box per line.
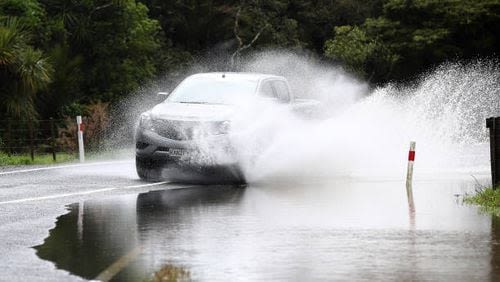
136, 156, 162, 181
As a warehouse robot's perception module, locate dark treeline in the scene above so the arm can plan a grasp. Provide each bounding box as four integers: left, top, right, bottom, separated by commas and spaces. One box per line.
1, 0, 499, 121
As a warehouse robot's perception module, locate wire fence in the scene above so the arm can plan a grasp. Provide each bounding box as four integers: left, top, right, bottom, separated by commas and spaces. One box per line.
0, 119, 75, 161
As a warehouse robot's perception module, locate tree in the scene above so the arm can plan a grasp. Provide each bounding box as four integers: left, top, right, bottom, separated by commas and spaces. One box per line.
42, 0, 161, 101
325, 0, 500, 84
325, 26, 377, 77
140, 0, 306, 64
0, 17, 52, 120
291, 0, 383, 52
230, 5, 268, 69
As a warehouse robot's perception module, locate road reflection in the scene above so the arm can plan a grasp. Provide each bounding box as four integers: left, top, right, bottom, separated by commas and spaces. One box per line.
34, 198, 141, 280
491, 215, 500, 281
35, 180, 497, 281
35, 185, 244, 281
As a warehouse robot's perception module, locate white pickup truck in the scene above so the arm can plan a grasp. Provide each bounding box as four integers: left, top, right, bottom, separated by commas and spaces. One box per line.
134, 72, 318, 182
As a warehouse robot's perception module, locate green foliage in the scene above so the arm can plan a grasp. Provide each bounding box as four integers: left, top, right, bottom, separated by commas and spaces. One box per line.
2, 0, 164, 120
36, 45, 84, 118
0, 17, 52, 120
143, 264, 191, 282
1, 0, 499, 121
239, 0, 304, 49
464, 187, 500, 215
325, 24, 398, 80
141, 0, 382, 57
325, 26, 376, 76
0, 0, 45, 28
325, 0, 500, 83
40, 0, 161, 101
0, 152, 76, 165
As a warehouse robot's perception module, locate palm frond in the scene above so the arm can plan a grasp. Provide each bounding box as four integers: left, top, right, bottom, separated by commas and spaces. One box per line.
0, 17, 29, 66
15, 47, 53, 94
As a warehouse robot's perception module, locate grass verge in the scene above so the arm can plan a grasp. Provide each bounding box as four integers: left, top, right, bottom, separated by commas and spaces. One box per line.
464, 187, 500, 215
0, 152, 77, 166
143, 264, 191, 282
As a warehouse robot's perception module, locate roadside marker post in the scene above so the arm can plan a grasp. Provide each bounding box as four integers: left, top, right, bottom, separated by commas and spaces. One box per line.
77, 116, 85, 162
487, 117, 500, 189
406, 141, 416, 211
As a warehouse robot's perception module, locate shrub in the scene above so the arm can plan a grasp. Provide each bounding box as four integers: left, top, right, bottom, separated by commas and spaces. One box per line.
58, 101, 110, 152
464, 187, 500, 215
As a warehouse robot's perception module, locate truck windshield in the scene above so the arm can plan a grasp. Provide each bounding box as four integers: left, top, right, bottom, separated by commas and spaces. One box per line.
167, 77, 257, 104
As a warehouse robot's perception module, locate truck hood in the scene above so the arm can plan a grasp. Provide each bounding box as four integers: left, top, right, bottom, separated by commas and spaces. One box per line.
149, 102, 235, 121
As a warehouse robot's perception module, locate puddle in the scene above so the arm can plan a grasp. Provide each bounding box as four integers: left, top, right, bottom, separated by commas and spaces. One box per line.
35, 180, 500, 281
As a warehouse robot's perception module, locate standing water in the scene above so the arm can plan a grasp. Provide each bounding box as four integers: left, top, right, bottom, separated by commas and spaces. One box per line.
36, 53, 500, 281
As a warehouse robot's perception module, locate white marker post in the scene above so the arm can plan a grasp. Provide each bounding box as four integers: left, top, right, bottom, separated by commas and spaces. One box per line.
406, 141, 416, 211
76, 116, 85, 162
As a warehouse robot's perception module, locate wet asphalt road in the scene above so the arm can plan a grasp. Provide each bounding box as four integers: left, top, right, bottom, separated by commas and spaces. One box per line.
0, 159, 497, 281
0, 160, 186, 281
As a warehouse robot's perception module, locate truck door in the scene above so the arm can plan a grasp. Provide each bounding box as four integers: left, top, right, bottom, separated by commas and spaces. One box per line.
258, 81, 278, 100
272, 80, 291, 103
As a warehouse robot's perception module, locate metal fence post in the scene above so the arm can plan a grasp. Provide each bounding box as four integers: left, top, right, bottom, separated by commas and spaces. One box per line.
6, 119, 12, 157
487, 117, 500, 189
50, 118, 56, 161
28, 119, 34, 161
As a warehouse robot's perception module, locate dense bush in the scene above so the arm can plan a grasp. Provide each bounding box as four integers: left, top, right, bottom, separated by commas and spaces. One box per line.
58, 102, 110, 152
1, 0, 498, 123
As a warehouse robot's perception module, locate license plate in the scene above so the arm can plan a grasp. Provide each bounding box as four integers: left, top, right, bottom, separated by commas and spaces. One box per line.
169, 148, 186, 158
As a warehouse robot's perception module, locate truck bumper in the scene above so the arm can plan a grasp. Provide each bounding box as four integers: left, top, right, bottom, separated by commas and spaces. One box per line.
135, 129, 244, 182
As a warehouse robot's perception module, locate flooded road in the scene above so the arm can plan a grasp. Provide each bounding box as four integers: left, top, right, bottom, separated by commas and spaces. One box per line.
35, 176, 498, 281
1, 58, 497, 281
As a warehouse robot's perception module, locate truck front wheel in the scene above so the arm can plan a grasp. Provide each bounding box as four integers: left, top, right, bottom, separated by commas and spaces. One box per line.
136, 156, 162, 181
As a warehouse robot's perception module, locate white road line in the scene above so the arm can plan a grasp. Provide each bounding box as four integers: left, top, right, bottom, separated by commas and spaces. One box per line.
95, 246, 143, 282
0, 182, 168, 205
0, 160, 133, 176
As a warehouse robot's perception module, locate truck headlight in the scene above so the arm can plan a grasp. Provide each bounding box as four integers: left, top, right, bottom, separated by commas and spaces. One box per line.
139, 113, 155, 131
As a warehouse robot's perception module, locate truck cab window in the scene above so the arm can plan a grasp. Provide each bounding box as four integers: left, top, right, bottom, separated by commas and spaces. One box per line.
272, 80, 291, 102
259, 81, 278, 99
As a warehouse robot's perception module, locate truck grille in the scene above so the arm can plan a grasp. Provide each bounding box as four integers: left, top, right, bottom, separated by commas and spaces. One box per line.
152, 120, 196, 140
153, 119, 224, 141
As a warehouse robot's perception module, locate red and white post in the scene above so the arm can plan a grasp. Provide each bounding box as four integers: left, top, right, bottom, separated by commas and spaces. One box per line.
406, 141, 416, 211
76, 116, 85, 162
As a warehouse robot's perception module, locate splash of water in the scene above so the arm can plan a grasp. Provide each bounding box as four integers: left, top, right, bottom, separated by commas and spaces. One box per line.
225, 52, 500, 182
107, 51, 500, 182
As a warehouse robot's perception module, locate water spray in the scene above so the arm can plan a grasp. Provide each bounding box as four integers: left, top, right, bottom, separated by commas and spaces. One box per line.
107, 51, 499, 181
